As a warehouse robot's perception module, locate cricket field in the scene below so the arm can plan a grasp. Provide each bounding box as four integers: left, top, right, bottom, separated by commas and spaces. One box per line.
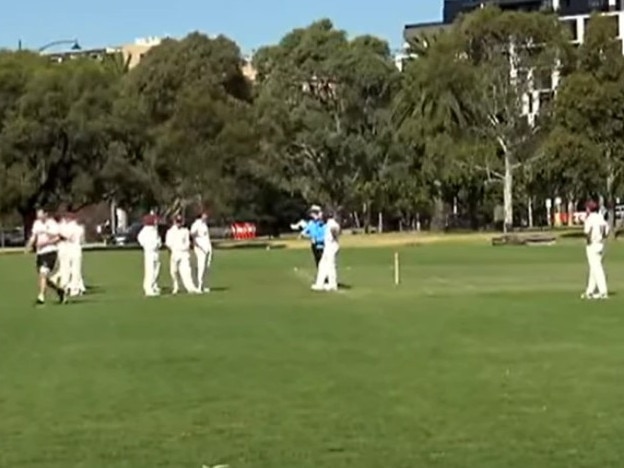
2, 240, 624, 467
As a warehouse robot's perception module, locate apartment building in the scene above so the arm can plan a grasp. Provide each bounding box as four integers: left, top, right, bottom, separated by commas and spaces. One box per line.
403, 0, 624, 120
404, 0, 624, 42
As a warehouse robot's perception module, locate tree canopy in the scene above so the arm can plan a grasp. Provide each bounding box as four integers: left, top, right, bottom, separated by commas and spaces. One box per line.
0, 7, 620, 232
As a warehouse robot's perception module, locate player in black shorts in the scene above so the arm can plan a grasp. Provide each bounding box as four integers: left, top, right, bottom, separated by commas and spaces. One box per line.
26, 209, 66, 305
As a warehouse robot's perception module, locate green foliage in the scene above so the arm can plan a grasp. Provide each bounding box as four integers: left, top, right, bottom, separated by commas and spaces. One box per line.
0, 10, 622, 232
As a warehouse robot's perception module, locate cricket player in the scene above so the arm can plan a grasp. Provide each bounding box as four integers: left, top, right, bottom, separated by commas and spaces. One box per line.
312, 209, 341, 292
582, 201, 609, 299
190, 212, 212, 292
301, 205, 326, 268
52, 212, 73, 296
137, 214, 162, 297
166, 215, 200, 294
67, 214, 86, 296
26, 209, 66, 304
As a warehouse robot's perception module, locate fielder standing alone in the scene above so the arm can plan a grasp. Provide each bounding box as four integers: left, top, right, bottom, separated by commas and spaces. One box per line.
582, 201, 609, 300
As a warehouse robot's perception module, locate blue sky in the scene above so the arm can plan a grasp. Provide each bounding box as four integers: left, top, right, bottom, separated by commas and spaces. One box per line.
0, 0, 441, 54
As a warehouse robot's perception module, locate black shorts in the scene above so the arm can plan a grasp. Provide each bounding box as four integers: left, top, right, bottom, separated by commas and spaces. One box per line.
311, 244, 324, 267
36, 251, 58, 273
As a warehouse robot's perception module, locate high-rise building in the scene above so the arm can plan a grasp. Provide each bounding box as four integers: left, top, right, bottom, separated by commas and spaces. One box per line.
403, 1, 624, 121
405, 0, 624, 44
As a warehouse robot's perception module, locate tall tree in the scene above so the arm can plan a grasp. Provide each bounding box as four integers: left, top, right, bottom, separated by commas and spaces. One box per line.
254, 19, 401, 221
118, 32, 258, 216
456, 7, 570, 231
0, 56, 122, 229
548, 14, 624, 227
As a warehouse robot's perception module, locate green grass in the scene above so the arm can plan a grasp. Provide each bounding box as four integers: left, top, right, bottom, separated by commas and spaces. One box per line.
1, 243, 624, 467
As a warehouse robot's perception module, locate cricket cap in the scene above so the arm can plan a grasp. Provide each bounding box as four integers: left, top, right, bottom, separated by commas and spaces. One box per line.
143, 214, 157, 226
309, 204, 322, 213
586, 200, 598, 213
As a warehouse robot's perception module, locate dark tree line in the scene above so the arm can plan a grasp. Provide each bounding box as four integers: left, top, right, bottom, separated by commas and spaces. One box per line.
0, 8, 622, 233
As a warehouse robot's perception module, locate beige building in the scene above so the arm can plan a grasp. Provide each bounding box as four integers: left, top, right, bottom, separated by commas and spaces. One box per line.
45, 36, 257, 80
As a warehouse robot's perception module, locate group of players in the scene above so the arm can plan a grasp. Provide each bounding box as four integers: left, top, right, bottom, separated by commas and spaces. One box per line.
27, 209, 86, 305
25, 200, 606, 302
26, 208, 214, 304
136, 212, 213, 296
294, 204, 342, 291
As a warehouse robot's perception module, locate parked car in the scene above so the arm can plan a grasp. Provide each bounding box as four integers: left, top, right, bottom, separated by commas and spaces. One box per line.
0, 227, 25, 247
110, 222, 168, 246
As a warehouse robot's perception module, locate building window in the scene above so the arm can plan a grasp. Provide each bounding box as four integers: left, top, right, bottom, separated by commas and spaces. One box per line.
538, 90, 554, 110
585, 14, 619, 38
561, 19, 578, 41
534, 68, 553, 90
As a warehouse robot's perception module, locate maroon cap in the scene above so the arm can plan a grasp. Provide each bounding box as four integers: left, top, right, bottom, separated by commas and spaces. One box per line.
586, 201, 598, 213
143, 214, 157, 226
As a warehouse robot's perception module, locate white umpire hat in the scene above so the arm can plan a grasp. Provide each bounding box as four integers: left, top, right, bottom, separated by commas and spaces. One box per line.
309, 204, 322, 213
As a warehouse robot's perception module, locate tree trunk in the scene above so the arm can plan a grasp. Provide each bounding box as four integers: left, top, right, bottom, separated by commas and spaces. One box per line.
503, 155, 513, 233
20, 208, 36, 243
527, 197, 533, 229
363, 202, 371, 234
567, 198, 574, 227
352, 211, 361, 229
607, 170, 616, 233
377, 212, 383, 233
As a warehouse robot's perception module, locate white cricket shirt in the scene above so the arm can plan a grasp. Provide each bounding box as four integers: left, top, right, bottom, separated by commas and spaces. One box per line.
137, 226, 161, 252
165, 225, 191, 253
190, 219, 212, 251
584, 212, 609, 246
324, 218, 341, 251
31, 218, 60, 255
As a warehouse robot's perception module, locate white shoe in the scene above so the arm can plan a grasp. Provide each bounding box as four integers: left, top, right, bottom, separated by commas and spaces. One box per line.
581, 292, 595, 300
203, 287, 210, 293
311, 284, 323, 291
171, 289, 179, 295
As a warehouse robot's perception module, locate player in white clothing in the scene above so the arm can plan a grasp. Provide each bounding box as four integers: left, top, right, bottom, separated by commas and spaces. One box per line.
137, 214, 162, 297
582, 201, 609, 299
52, 212, 73, 297
190, 212, 212, 292
70, 218, 86, 296
25, 209, 66, 304
166, 215, 200, 294
312, 209, 341, 292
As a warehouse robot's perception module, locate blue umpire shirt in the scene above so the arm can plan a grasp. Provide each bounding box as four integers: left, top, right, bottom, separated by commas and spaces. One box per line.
303, 219, 326, 249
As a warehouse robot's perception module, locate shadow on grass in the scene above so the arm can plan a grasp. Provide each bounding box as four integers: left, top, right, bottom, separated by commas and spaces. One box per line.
84, 284, 106, 295
338, 283, 353, 290
215, 242, 286, 250
559, 231, 585, 239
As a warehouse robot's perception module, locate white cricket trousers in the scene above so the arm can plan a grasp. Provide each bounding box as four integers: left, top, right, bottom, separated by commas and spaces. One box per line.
194, 246, 212, 290
143, 250, 160, 295
56, 245, 72, 290
170, 252, 198, 293
586, 243, 607, 296
68, 247, 85, 295
314, 246, 339, 290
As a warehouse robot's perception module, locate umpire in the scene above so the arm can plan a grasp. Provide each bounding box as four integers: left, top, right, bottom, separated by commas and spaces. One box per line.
301, 205, 326, 267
